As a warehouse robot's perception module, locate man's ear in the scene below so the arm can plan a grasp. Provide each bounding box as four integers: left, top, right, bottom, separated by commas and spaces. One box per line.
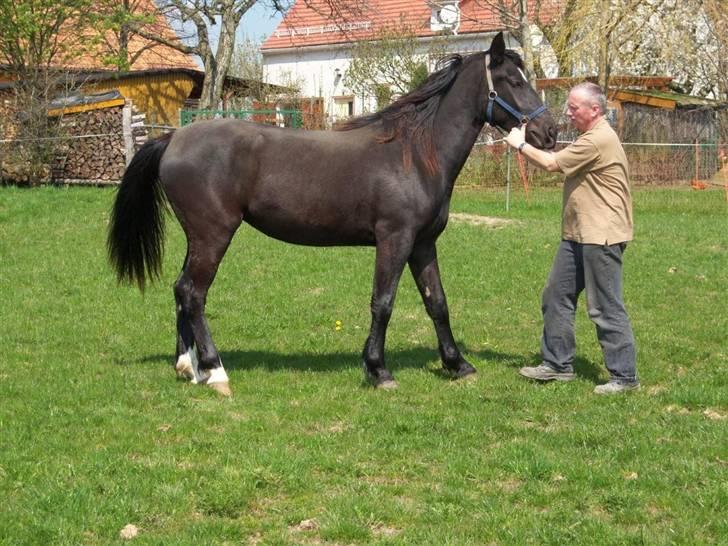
490, 32, 506, 64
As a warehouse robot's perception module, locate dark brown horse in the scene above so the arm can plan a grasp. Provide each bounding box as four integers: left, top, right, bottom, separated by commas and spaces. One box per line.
108, 32, 557, 395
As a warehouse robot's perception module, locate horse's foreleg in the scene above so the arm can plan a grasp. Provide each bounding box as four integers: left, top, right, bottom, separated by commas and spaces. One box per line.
408, 240, 476, 379
363, 231, 414, 389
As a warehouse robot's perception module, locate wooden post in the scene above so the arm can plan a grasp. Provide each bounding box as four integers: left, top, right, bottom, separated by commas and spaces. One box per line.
694, 139, 699, 182
506, 146, 511, 212
122, 101, 134, 166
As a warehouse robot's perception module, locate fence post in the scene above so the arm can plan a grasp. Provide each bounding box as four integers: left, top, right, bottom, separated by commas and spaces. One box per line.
505, 146, 511, 212
122, 101, 134, 166
694, 139, 699, 182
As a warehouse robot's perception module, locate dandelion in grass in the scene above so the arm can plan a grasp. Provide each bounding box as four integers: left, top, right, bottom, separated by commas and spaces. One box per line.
335, 320, 342, 331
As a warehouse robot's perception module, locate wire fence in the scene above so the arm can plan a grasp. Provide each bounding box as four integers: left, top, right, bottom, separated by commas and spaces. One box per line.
2, 132, 726, 189
459, 140, 728, 189
2, 128, 727, 190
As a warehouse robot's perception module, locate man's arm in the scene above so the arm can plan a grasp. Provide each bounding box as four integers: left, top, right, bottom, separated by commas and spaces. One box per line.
505, 126, 562, 173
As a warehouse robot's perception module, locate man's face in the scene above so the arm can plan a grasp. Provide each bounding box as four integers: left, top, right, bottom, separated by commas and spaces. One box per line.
566, 89, 599, 133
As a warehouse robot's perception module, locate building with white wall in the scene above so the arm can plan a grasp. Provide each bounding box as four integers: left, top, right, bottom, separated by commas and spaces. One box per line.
261, 0, 560, 126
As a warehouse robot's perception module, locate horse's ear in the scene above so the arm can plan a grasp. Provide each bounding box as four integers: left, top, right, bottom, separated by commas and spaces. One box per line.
490, 32, 506, 63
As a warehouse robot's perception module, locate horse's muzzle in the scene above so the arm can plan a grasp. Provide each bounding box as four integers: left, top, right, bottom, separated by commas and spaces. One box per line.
526, 113, 558, 150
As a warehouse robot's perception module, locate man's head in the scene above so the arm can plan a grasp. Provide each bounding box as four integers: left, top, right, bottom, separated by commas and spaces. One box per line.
566, 82, 607, 133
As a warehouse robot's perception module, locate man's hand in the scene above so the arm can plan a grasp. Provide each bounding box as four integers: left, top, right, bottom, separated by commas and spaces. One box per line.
506, 124, 562, 173
505, 125, 527, 150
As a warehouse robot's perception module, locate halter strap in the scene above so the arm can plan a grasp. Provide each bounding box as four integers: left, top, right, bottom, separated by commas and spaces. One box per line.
484, 54, 547, 127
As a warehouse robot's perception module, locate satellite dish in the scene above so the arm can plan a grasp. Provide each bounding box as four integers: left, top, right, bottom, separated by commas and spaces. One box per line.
438, 4, 459, 25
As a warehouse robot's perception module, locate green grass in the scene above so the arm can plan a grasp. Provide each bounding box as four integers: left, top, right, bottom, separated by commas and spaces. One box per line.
0, 185, 726, 545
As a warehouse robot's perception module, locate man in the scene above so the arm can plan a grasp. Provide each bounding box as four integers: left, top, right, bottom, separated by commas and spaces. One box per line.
505, 82, 639, 394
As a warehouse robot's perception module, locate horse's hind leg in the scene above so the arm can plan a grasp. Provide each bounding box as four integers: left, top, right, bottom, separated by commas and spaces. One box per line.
173, 254, 196, 381
174, 223, 240, 396
408, 239, 476, 379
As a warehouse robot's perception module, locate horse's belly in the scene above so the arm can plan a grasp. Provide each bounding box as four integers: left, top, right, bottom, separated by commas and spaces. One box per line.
244, 215, 375, 247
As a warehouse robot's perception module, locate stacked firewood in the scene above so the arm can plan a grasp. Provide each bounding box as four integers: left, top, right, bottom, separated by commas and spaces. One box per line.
54, 106, 126, 182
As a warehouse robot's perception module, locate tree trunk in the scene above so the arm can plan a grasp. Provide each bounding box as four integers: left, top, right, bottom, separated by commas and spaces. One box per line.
519, 0, 536, 86
195, 15, 217, 110
199, 52, 217, 110
210, 8, 243, 110
597, 0, 611, 91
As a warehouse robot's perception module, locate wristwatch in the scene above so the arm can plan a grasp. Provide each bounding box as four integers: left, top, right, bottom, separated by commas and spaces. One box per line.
518, 142, 527, 152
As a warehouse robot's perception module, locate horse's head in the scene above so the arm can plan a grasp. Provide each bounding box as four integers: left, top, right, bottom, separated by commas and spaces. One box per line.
484, 32, 557, 150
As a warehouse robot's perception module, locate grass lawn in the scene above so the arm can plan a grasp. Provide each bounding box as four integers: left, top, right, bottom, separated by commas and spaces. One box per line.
0, 184, 726, 545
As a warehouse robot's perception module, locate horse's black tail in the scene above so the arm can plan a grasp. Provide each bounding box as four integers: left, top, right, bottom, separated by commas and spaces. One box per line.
107, 132, 174, 291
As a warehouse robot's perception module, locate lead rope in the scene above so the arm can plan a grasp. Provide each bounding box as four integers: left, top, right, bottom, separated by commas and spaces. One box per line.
516, 150, 531, 199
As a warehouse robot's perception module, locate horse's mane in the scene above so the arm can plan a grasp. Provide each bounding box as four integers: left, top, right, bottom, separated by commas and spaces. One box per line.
335, 54, 465, 175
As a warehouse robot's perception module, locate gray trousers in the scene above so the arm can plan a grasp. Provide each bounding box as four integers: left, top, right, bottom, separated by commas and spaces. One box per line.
541, 240, 638, 382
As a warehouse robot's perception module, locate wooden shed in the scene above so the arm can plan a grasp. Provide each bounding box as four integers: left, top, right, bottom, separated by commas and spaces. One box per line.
610, 88, 727, 142
61, 68, 200, 127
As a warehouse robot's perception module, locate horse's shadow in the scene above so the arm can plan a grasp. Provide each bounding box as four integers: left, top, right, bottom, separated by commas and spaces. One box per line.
135, 346, 604, 384
137, 344, 520, 380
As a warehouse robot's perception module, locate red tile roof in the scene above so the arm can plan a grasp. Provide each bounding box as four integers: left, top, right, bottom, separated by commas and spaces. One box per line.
262, 0, 561, 50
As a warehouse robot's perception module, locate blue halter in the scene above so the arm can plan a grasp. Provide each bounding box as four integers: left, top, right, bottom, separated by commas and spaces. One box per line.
484, 54, 547, 127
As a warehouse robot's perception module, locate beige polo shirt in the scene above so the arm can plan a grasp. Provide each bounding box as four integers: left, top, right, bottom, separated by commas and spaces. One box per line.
554, 118, 633, 245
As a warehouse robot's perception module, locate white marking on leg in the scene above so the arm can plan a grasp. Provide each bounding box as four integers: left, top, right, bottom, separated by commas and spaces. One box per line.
190, 352, 228, 386
176, 345, 209, 384
205, 359, 231, 396
177, 348, 230, 394
206, 364, 229, 385
175, 348, 195, 380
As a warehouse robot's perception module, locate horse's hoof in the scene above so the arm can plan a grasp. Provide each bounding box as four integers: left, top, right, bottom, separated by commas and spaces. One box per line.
376, 379, 399, 390
208, 382, 232, 397
363, 362, 397, 389
447, 362, 477, 380
175, 359, 194, 380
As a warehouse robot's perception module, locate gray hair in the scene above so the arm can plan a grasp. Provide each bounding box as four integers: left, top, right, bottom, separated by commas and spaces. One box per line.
571, 82, 607, 115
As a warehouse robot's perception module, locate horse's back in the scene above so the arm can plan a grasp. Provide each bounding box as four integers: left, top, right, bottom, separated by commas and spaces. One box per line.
161, 118, 380, 184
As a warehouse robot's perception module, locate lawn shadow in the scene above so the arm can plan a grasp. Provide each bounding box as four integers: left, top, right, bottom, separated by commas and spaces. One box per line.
572, 358, 604, 383
132, 345, 614, 384
135, 344, 519, 381
498, 351, 604, 383
424, 344, 521, 380
222, 348, 427, 374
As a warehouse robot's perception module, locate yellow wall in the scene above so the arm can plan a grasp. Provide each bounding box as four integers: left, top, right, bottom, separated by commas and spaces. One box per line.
86, 72, 196, 127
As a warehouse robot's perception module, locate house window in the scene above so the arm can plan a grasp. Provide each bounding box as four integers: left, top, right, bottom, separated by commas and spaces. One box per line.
333, 96, 354, 121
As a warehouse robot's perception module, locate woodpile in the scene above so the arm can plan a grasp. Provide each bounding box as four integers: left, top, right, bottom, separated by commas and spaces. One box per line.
51, 102, 149, 185
54, 107, 125, 183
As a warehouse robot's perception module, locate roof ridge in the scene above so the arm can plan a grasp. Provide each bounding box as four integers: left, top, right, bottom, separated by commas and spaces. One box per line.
261, 0, 561, 51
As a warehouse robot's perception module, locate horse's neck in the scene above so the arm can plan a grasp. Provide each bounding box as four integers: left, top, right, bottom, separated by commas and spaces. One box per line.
432, 64, 487, 182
